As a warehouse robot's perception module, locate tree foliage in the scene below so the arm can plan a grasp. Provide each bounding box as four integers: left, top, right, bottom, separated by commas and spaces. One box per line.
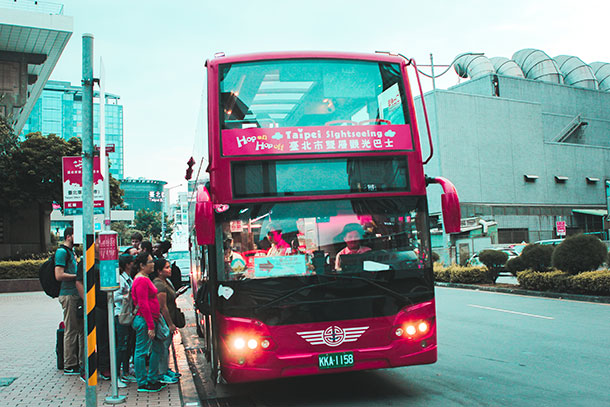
478, 249, 509, 284
111, 221, 145, 247
551, 234, 607, 275
521, 244, 554, 272
0, 131, 123, 214
133, 208, 173, 242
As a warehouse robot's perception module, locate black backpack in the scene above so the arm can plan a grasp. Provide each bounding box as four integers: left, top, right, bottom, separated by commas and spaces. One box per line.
39, 246, 71, 298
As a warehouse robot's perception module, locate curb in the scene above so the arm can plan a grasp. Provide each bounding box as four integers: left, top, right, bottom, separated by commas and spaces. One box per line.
435, 282, 610, 304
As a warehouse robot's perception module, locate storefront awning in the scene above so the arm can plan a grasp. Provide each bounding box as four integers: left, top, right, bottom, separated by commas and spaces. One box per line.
572, 209, 608, 217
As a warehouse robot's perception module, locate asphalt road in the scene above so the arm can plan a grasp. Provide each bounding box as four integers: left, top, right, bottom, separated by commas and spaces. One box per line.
184, 286, 610, 407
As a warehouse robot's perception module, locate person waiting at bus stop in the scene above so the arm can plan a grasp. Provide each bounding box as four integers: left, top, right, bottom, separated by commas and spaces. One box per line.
335, 224, 371, 270
131, 252, 166, 393
152, 258, 181, 385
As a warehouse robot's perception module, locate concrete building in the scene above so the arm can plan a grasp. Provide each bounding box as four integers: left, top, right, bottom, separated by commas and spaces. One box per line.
0, 1, 72, 258
169, 191, 189, 251
120, 178, 167, 213
21, 80, 125, 178
418, 49, 610, 263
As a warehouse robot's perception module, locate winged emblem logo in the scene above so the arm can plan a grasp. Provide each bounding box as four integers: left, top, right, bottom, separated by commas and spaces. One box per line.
297, 326, 369, 347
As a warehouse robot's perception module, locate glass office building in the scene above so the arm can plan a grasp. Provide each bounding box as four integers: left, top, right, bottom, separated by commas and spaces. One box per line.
22, 80, 124, 179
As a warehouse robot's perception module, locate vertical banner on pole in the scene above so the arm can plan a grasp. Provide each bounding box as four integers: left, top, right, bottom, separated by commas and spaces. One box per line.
85, 233, 97, 386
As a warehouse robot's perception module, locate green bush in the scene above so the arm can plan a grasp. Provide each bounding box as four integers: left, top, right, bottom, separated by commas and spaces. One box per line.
478, 250, 509, 284
517, 269, 570, 292
568, 270, 610, 295
518, 269, 610, 295
433, 262, 450, 282
433, 264, 489, 284
552, 234, 608, 275
506, 256, 525, 276
520, 244, 554, 272
0, 259, 44, 279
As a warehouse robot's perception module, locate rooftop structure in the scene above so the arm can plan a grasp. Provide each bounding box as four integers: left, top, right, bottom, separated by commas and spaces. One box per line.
0, 0, 73, 133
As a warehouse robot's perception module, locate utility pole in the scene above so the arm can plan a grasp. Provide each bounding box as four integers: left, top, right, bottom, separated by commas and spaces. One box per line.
82, 33, 97, 407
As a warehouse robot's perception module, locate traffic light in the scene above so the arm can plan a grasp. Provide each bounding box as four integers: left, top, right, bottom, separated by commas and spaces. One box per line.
185, 156, 196, 180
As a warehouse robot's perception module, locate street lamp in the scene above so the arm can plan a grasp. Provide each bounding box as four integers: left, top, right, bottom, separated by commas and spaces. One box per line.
161, 184, 182, 240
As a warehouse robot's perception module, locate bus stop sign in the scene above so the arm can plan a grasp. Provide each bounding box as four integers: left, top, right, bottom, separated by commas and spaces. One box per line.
99, 231, 119, 291
556, 221, 566, 236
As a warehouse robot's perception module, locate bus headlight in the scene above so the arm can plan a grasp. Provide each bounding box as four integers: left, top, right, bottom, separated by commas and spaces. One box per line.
418, 322, 429, 333
405, 325, 417, 336
247, 339, 258, 350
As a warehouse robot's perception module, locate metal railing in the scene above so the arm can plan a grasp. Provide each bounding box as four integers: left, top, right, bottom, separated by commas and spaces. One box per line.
0, 0, 64, 15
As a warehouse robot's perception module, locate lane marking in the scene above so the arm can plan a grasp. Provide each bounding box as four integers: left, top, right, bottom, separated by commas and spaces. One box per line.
468, 304, 554, 320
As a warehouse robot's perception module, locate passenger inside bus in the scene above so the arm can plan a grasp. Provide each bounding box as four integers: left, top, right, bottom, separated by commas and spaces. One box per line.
224, 238, 246, 280
266, 225, 290, 257
334, 224, 372, 270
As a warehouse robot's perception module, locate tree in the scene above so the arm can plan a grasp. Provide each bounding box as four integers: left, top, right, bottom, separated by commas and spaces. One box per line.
551, 234, 607, 275
0, 130, 124, 252
478, 249, 509, 284
0, 132, 123, 213
520, 244, 554, 272
111, 221, 145, 247
133, 208, 173, 242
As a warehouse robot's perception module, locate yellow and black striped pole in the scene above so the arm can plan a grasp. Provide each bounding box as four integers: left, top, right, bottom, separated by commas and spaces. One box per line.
83, 233, 97, 400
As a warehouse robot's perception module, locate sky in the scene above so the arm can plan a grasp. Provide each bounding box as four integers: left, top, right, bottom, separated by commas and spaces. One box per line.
46, 0, 610, 203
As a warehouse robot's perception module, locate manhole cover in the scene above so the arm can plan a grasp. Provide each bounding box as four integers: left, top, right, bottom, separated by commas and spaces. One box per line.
0, 377, 17, 387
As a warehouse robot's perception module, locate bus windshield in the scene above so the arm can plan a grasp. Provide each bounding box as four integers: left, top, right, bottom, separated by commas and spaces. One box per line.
219, 59, 409, 130
218, 197, 430, 281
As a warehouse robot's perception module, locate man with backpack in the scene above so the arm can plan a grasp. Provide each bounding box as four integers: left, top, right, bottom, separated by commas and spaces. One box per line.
55, 227, 83, 375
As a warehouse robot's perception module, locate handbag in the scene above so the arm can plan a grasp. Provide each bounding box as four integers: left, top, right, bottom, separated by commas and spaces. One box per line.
155, 316, 170, 340
174, 309, 186, 329
118, 291, 139, 326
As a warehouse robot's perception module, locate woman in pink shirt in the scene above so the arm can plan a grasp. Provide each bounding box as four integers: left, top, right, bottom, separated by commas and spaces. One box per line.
131, 252, 166, 393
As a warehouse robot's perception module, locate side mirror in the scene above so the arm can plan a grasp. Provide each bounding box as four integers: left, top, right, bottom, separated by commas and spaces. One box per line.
195, 185, 215, 245
427, 177, 461, 234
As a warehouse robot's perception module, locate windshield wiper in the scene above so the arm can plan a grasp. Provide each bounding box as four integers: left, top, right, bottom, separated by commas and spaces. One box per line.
324, 273, 415, 305
255, 280, 341, 311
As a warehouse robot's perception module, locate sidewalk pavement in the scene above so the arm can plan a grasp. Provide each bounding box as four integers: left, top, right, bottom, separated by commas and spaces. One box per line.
0, 291, 198, 407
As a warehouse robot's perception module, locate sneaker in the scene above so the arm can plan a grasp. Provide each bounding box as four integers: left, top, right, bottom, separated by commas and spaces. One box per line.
120, 374, 137, 383
137, 382, 164, 393
99, 370, 111, 380
159, 374, 179, 384
166, 369, 181, 378
117, 379, 127, 388
64, 366, 80, 375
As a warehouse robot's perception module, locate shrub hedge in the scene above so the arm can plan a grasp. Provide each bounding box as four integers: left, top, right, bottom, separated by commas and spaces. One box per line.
434, 263, 489, 284
517, 269, 610, 296
0, 259, 44, 279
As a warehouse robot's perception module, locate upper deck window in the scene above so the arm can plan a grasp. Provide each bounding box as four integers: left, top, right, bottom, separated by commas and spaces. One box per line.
219, 59, 412, 156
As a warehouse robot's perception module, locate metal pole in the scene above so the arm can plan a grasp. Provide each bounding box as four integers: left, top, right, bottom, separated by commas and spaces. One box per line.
82, 33, 97, 407
106, 292, 125, 404
98, 58, 125, 405
430, 53, 436, 91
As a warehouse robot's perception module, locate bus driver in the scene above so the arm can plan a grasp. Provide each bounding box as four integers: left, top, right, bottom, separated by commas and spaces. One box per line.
335, 225, 371, 270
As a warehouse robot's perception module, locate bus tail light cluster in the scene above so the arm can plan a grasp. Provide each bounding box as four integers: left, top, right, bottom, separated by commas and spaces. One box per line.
229, 334, 274, 352
394, 320, 432, 339
392, 301, 436, 341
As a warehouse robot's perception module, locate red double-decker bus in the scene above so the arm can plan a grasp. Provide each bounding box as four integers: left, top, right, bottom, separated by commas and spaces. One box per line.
189, 51, 460, 384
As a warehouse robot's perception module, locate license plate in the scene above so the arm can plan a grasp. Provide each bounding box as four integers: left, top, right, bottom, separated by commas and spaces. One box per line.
318, 351, 354, 369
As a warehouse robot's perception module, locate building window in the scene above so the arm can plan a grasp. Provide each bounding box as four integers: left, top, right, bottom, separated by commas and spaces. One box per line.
498, 228, 529, 244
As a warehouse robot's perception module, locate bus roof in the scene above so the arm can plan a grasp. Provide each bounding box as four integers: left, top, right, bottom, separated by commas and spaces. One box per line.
207, 51, 406, 67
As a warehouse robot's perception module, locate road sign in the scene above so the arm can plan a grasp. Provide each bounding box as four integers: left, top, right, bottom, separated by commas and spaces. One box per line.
556, 221, 566, 236
62, 156, 104, 215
